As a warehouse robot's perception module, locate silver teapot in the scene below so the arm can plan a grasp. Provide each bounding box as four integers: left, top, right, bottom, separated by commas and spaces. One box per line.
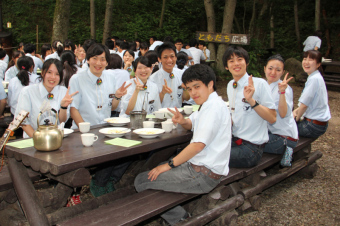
33, 109, 63, 151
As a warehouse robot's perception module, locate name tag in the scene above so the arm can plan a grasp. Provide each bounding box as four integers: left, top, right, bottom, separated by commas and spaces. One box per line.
149, 100, 155, 104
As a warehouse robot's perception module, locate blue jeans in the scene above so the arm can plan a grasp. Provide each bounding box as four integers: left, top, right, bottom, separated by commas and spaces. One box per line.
134, 162, 220, 225
264, 132, 298, 155
297, 119, 328, 138
229, 138, 263, 168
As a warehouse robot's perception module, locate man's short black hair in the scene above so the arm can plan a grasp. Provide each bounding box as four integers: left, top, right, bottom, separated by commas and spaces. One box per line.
175, 39, 183, 44
163, 36, 174, 44
198, 40, 206, 47
24, 43, 36, 54
189, 38, 197, 47
105, 39, 115, 50
83, 39, 96, 53
0, 48, 6, 59
182, 64, 216, 91
222, 45, 249, 68
156, 43, 177, 59
150, 36, 157, 41
86, 43, 110, 63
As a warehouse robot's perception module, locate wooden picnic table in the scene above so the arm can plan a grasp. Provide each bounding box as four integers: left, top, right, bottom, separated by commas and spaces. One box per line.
5, 123, 193, 225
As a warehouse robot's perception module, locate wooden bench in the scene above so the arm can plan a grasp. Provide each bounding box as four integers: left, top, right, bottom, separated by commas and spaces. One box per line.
58, 137, 317, 226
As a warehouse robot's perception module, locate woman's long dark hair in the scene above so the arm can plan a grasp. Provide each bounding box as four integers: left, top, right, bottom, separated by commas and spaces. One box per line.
6, 51, 24, 71
41, 44, 52, 60
16, 56, 34, 86
60, 50, 77, 88
52, 40, 64, 57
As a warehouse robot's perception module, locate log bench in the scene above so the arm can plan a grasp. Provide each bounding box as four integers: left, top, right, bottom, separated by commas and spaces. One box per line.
58, 137, 317, 226
0, 165, 41, 192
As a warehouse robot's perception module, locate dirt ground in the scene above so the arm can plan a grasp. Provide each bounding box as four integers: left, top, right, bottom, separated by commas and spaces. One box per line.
216, 80, 340, 226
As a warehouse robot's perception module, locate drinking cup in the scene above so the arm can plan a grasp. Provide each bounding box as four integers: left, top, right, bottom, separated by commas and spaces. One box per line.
161, 121, 173, 133
81, 133, 98, 147
143, 121, 155, 128
79, 122, 90, 133
183, 106, 193, 115
154, 111, 165, 119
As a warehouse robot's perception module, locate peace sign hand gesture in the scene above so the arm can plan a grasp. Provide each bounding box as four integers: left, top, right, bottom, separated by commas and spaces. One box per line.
278, 73, 293, 93
167, 107, 185, 125
60, 87, 79, 108
134, 78, 144, 92
244, 75, 255, 102
161, 79, 172, 95
115, 81, 132, 98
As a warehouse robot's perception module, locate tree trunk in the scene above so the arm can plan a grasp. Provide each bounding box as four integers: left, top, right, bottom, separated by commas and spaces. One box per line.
90, 0, 96, 40
159, 0, 166, 28
52, 0, 71, 42
255, 0, 268, 41
322, 9, 331, 57
204, 0, 216, 61
315, 0, 320, 30
294, 0, 302, 50
102, 0, 114, 44
216, 0, 237, 72
248, 0, 256, 36
270, 4, 274, 49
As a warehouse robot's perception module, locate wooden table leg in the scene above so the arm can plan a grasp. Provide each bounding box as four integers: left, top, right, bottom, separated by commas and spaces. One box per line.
8, 158, 50, 226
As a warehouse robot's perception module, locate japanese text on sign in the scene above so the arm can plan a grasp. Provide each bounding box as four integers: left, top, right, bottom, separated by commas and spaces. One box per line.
196, 32, 250, 45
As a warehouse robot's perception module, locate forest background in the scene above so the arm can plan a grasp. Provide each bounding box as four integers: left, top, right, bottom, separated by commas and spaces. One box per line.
1, 0, 340, 77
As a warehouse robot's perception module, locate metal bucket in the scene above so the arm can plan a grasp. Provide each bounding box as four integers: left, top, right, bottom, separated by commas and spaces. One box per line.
130, 110, 147, 129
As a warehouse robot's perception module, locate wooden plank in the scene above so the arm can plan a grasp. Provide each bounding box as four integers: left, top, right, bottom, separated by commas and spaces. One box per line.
5, 124, 193, 175
58, 190, 195, 226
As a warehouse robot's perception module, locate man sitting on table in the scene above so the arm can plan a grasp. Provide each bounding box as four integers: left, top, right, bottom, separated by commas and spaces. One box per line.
149, 43, 190, 108
69, 43, 131, 197
135, 64, 231, 225
223, 45, 276, 168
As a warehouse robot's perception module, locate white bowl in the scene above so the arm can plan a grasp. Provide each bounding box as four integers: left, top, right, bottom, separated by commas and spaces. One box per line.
133, 128, 165, 139
99, 127, 131, 138
104, 117, 130, 126
63, 129, 74, 137
158, 108, 184, 119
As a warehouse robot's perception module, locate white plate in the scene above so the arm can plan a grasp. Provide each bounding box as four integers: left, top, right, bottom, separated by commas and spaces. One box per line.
158, 108, 184, 119
133, 128, 165, 139
99, 127, 131, 138
63, 129, 74, 137
104, 117, 130, 126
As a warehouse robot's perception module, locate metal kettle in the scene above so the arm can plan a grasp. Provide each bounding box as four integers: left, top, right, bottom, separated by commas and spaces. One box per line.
33, 109, 63, 151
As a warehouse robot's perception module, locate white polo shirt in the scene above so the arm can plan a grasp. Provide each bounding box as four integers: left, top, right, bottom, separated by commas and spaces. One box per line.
268, 80, 298, 139
15, 82, 69, 137
0, 60, 8, 80
227, 73, 276, 144
188, 91, 231, 176
120, 77, 161, 117
298, 70, 331, 121
26, 53, 43, 74
106, 69, 130, 112
149, 41, 163, 51
45, 51, 60, 61
8, 73, 40, 115
188, 47, 205, 64
149, 67, 184, 108
4, 66, 19, 82
303, 36, 321, 52
0, 84, 6, 100
69, 69, 117, 129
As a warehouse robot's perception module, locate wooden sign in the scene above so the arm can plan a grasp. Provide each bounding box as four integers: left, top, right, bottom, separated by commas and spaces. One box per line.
196, 32, 250, 45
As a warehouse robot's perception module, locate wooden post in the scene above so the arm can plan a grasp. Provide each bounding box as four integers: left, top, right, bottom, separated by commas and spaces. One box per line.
36, 25, 39, 53
8, 158, 49, 226
177, 194, 244, 226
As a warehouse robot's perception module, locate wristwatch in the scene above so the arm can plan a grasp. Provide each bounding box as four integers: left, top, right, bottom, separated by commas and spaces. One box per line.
168, 158, 176, 168
113, 94, 122, 100
251, 100, 259, 109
